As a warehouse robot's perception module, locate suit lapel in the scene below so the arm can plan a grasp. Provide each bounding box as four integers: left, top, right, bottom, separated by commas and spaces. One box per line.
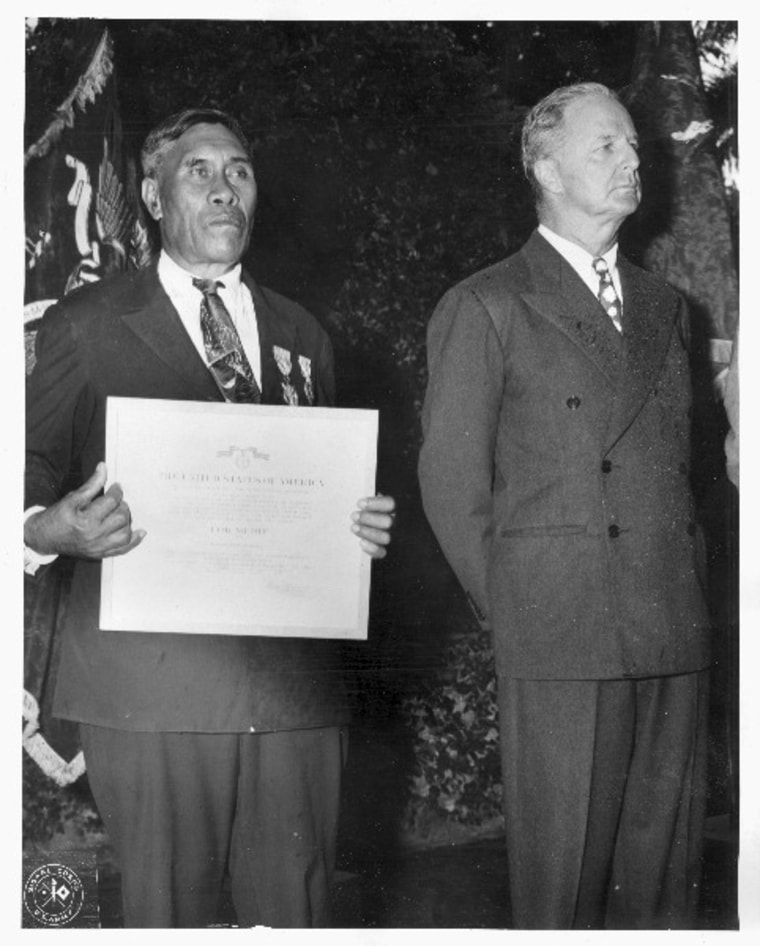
119, 267, 309, 406
604, 258, 677, 449
246, 275, 310, 406
246, 277, 282, 402
519, 232, 678, 451
120, 266, 223, 401
520, 232, 626, 385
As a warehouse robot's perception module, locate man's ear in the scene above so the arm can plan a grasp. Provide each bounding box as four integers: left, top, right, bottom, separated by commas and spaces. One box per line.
141, 177, 162, 221
534, 157, 562, 196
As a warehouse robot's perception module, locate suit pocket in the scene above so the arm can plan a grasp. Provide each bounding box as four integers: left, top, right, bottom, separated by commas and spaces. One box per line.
499, 523, 588, 538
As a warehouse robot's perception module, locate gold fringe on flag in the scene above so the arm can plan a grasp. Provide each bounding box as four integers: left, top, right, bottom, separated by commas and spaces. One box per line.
24, 28, 114, 167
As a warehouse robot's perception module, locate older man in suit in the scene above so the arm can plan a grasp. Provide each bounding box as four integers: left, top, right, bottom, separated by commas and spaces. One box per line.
418, 83, 711, 929
24, 107, 395, 928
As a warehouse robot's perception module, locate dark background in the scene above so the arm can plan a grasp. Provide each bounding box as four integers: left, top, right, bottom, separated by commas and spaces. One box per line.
23, 19, 740, 924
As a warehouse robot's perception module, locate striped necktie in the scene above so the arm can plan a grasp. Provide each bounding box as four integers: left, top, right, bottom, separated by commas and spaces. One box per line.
193, 277, 261, 403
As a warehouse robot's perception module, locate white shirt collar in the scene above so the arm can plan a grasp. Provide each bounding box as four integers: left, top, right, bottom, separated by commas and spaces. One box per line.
537, 224, 618, 270
157, 250, 243, 296
155, 250, 261, 385
537, 224, 622, 301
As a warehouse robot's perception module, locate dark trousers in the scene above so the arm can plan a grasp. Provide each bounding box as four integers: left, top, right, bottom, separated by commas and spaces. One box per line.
79, 724, 344, 928
497, 671, 709, 929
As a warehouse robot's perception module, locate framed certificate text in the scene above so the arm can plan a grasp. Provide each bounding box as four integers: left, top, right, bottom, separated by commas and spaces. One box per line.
100, 397, 378, 639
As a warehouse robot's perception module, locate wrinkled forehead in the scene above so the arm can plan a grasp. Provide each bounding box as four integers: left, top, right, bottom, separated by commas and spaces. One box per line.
172, 122, 250, 160
151, 124, 252, 183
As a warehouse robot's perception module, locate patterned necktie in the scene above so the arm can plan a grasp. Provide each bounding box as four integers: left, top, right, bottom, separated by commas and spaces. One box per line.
592, 257, 623, 333
192, 277, 261, 403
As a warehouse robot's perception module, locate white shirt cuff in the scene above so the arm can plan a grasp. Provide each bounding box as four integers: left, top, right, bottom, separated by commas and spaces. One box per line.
24, 506, 58, 575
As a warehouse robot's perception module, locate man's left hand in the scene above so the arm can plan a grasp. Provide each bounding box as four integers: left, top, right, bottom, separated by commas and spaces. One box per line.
351, 494, 396, 559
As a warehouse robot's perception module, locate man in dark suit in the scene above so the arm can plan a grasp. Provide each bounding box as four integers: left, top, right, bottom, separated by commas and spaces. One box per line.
24, 107, 395, 928
418, 83, 710, 929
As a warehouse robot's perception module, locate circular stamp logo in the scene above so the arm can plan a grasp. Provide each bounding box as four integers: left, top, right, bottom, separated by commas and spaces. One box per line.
23, 863, 85, 927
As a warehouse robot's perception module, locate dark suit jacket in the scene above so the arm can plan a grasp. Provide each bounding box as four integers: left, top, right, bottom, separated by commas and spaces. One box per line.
419, 231, 711, 680
26, 262, 351, 732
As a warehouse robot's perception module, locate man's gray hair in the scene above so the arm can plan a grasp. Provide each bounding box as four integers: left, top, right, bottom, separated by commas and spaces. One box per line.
140, 107, 252, 179
521, 82, 621, 201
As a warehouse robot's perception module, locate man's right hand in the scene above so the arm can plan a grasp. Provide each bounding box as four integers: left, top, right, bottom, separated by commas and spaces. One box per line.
25, 462, 146, 560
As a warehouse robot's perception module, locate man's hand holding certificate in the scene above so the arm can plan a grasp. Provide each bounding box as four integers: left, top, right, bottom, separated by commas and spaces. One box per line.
100, 397, 379, 639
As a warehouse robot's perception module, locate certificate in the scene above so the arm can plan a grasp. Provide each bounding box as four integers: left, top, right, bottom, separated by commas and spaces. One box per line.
100, 397, 378, 639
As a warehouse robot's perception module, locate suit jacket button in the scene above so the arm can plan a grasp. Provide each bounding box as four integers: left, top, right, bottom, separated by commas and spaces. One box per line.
566, 396, 581, 410
687, 521, 697, 536
608, 524, 621, 538
678, 462, 688, 475
601, 459, 613, 473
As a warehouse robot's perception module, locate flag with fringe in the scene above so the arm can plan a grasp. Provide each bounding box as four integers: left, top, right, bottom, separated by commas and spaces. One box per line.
24, 25, 152, 785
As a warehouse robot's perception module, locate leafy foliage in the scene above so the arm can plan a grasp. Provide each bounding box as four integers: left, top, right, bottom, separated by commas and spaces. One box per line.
23, 752, 101, 847
401, 629, 503, 841
24, 19, 738, 843
693, 21, 738, 207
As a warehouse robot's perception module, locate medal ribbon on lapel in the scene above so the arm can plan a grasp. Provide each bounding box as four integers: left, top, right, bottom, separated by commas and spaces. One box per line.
273, 345, 299, 405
